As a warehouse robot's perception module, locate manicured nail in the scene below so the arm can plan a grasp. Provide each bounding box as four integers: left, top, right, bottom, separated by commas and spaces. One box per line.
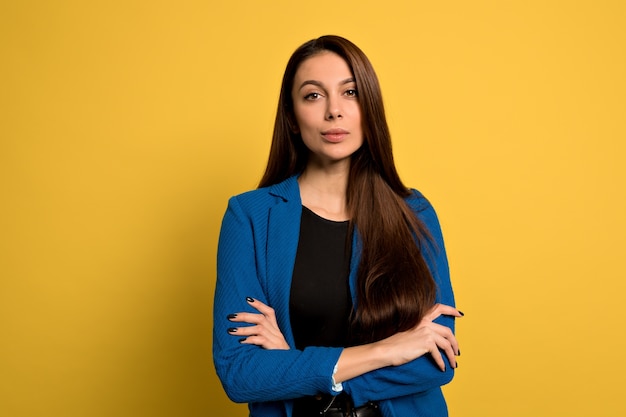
227, 313, 237, 320
227, 327, 238, 333
458, 349, 461, 356
458, 311, 464, 316
246, 296, 255, 303
238, 338, 247, 344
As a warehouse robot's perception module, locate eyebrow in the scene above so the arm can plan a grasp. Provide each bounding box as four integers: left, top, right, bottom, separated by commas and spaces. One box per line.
297, 77, 356, 91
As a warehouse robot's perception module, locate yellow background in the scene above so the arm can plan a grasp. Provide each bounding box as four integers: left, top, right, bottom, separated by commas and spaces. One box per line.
2, 1, 625, 416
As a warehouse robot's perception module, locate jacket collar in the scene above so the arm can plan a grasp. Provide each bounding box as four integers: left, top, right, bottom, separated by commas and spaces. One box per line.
265, 175, 302, 346
267, 175, 301, 203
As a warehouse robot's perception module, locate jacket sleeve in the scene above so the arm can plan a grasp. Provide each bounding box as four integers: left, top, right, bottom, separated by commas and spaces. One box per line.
213, 196, 343, 403
343, 196, 457, 406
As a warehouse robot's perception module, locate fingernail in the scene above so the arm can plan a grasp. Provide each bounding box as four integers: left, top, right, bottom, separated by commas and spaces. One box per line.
227, 327, 237, 333
458, 311, 464, 316
227, 314, 237, 320
458, 349, 461, 356
238, 338, 247, 344
246, 296, 254, 303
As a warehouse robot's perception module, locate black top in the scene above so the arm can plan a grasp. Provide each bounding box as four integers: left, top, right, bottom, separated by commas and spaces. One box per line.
289, 206, 353, 350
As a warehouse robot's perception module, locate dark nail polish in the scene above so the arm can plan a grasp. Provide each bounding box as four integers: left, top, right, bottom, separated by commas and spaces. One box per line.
458, 349, 461, 356
238, 338, 247, 344
458, 311, 465, 316
227, 327, 237, 333
227, 313, 237, 320
246, 296, 254, 303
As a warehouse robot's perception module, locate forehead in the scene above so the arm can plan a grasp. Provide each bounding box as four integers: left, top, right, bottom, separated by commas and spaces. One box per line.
293, 51, 354, 85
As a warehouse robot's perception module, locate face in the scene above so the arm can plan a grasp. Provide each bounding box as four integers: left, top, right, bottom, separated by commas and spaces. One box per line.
291, 51, 363, 166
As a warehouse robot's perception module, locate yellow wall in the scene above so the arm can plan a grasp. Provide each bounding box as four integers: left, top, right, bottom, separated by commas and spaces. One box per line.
2, 1, 624, 416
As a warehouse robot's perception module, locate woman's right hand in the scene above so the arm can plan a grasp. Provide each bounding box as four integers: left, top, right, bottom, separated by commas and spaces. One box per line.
377, 304, 461, 371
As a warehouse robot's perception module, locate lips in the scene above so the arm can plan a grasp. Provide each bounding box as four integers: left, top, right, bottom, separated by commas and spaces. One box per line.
321, 128, 349, 142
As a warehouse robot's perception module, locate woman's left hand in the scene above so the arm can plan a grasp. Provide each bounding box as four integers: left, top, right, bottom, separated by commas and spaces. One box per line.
227, 297, 290, 350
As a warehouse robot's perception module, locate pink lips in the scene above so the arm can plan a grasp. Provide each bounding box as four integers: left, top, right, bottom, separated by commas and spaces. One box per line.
321, 128, 349, 142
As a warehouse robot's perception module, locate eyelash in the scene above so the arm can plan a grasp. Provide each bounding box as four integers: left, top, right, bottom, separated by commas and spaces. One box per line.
303, 89, 358, 100
304, 92, 321, 100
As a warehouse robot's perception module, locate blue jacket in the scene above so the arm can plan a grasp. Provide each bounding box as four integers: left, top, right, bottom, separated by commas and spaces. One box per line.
213, 176, 457, 416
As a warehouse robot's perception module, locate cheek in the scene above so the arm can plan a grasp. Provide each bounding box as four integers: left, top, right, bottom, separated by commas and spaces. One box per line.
348, 103, 362, 120
293, 107, 316, 130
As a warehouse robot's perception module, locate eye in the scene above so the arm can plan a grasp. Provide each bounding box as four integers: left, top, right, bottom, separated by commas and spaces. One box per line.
304, 92, 321, 100
345, 89, 358, 98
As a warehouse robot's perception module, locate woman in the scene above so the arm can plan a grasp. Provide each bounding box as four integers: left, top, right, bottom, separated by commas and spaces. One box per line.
213, 35, 462, 417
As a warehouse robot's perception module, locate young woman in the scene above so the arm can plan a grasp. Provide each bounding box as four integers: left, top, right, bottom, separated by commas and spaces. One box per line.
213, 35, 462, 417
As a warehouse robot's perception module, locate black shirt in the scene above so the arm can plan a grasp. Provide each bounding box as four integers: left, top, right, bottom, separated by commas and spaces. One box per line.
289, 206, 353, 350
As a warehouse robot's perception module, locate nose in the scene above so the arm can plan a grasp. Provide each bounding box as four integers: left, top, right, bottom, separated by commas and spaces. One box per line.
325, 95, 342, 120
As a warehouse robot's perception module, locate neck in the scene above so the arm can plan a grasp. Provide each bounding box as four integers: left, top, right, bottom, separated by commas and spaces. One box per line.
298, 160, 350, 221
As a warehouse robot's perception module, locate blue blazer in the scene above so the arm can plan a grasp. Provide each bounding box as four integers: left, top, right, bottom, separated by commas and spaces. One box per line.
213, 176, 456, 416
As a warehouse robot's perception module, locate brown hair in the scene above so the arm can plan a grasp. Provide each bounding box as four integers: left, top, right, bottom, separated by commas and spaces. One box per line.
259, 35, 436, 344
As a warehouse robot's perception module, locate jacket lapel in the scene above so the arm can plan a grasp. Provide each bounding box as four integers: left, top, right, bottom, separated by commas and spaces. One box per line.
266, 177, 302, 346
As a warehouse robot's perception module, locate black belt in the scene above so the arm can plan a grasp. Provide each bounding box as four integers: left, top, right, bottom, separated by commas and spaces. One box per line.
293, 393, 381, 417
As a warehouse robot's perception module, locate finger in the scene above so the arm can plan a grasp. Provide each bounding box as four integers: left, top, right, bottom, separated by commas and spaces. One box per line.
228, 317, 287, 346
246, 297, 280, 325
421, 331, 455, 371
227, 312, 265, 324
227, 324, 259, 337
427, 345, 447, 372
434, 333, 457, 369
226, 296, 275, 323
427, 322, 460, 356
229, 324, 282, 341
228, 311, 280, 335
426, 304, 464, 321
239, 332, 289, 350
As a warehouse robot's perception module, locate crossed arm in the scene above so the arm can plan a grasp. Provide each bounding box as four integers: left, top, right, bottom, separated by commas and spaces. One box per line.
228, 298, 461, 383
214, 193, 461, 405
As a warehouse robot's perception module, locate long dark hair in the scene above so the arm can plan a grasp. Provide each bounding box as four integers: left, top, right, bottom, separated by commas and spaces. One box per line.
259, 35, 436, 344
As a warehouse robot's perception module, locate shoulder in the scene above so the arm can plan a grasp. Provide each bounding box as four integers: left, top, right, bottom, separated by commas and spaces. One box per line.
404, 188, 434, 214
403, 187, 445, 237
226, 175, 300, 215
